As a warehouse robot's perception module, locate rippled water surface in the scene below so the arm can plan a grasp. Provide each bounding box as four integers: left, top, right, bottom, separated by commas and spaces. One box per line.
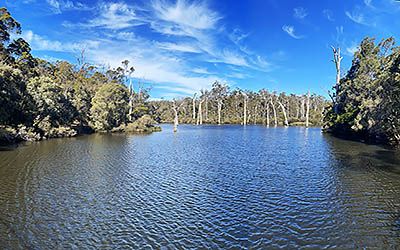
1, 125, 400, 249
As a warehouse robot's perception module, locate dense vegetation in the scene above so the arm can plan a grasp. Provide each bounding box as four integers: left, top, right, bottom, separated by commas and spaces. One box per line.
0, 7, 328, 145
151, 82, 327, 127
0, 8, 159, 144
324, 37, 400, 145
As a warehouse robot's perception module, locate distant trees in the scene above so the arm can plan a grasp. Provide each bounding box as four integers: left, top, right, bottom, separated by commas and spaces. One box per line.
324, 37, 400, 145
151, 87, 327, 127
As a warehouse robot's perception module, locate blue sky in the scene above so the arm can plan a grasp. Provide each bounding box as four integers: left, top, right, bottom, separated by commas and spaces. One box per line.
4, 0, 400, 99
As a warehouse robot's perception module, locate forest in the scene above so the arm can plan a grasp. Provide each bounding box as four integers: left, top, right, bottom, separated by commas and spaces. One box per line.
0, 7, 159, 144
2, 6, 400, 146
151, 84, 326, 130
324, 37, 400, 145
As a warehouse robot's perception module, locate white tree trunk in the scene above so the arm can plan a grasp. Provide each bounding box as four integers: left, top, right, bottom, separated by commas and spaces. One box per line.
197, 100, 203, 125
306, 91, 310, 127
270, 98, 277, 126
192, 93, 196, 124
266, 103, 270, 127
173, 101, 179, 132
243, 94, 247, 126
205, 97, 208, 121
217, 100, 223, 125
278, 101, 289, 127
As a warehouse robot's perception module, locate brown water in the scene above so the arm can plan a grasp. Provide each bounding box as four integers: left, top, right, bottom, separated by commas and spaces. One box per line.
1, 125, 400, 249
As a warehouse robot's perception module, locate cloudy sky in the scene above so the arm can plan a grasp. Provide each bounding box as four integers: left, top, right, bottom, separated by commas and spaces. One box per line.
4, 0, 400, 98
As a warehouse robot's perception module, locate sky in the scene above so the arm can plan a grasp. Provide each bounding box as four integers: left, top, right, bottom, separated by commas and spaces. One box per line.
3, 0, 400, 99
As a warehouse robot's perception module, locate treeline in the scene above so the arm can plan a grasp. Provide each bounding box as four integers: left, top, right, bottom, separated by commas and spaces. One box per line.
151, 81, 327, 128
324, 37, 400, 145
0, 8, 158, 144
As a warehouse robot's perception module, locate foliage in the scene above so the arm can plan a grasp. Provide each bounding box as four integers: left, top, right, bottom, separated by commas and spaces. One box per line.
90, 83, 129, 131
324, 37, 400, 144
151, 82, 327, 126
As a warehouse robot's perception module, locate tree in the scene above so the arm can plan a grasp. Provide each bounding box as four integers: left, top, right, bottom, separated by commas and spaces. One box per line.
90, 83, 129, 131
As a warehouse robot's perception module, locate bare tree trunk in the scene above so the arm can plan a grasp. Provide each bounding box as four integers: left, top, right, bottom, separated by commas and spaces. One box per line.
192, 93, 197, 124
270, 98, 277, 126
173, 100, 179, 132
217, 100, 223, 125
331, 46, 343, 114
128, 79, 134, 122
301, 98, 305, 119
197, 100, 204, 125
278, 101, 289, 127
306, 91, 310, 127
205, 96, 208, 121
243, 94, 247, 126
173, 99, 185, 132
254, 105, 258, 125
266, 103, 270, 127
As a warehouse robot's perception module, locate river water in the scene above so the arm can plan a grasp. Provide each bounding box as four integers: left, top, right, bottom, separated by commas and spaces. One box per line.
1, 125, 400, 249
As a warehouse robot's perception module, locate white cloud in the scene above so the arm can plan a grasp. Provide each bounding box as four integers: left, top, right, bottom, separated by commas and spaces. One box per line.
70, 2, 144, 29
345, 10, 366, 25
22, 30, 99, 52
46, 0, 90, 14
346, 44, 359, 55
152, 0, 220, 30
282, 25, 303, 39
192, 68, 212, 74
293, 7, 308, 19
156, 42, 201, 53
323, 9, 334, 21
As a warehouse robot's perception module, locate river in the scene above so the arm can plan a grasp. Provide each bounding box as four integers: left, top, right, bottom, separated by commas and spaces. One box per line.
1, 125, 400, 248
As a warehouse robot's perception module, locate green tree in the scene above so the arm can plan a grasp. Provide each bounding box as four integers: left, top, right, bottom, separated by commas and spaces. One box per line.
90, 83, 129, 131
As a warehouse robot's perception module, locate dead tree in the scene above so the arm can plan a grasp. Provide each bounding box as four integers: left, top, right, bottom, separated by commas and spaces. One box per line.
277, 99, 289, 127
217, 100, 223, 125
243, 92, 248, 126
172, 99, 185, 132
270, 97, 277, 126
192, 93, 197, 124
305, 91, 310, 127
331, 46, 342, 113
197, 99, 204, 125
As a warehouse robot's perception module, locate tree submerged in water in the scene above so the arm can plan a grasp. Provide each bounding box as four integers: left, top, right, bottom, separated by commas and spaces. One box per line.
323, 37, 400, 145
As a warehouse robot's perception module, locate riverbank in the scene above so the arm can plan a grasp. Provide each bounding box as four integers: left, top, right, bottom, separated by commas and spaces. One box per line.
0, 115, 161, 147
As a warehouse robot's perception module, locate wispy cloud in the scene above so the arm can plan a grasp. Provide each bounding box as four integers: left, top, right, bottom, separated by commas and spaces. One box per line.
22, 30, 99, 52
322, 9, 334, 21
282, 25, 303, 39
156, 42, 201, 53
46, 0, 90, 14
293, 7, 308, 19
345, 9, 367, 25
70, 2, 144, 29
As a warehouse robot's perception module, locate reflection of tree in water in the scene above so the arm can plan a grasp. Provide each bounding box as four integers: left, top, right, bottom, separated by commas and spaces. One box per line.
323, 134, 400, 247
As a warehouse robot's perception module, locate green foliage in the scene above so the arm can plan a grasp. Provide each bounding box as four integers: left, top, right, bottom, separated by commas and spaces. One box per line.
324, 37, 400, 144
90, 83, 129, 131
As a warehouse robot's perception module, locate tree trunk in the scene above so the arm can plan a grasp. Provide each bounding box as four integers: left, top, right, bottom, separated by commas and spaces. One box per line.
270, 98, 277, 126
192, 93, 196, 124
266, 103, 270, 127
205, 97, 208, 121
243, 94, 247, 126
197, 100, 203, 125
332, 46, 342, 114
306, 91, 310, 127
278, 101, 289, 127
173, 101, 179, 132
254, 105, 258, 125
217, 100, 223, 125
301, 98, 305, 119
